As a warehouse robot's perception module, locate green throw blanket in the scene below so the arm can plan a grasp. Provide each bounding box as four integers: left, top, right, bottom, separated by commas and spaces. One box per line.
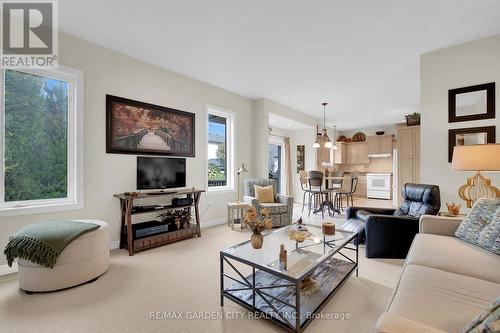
4, 220, 100, 268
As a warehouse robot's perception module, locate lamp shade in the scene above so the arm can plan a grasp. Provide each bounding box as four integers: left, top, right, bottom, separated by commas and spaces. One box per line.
452, 144, 500, 171
237, 163, 248, 174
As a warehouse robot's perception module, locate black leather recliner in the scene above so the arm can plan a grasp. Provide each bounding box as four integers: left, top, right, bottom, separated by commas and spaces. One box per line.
344, 183, 441, 258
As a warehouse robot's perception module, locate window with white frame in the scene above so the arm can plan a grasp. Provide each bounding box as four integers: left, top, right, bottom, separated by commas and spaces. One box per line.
207, 106, 234, 191
0, 67, 83, 216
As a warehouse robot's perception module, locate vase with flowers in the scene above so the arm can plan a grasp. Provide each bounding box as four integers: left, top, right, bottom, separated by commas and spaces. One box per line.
243, 206, 273, 249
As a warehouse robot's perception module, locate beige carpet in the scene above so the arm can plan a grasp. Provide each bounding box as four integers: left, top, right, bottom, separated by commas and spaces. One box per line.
0, 211, 403, 333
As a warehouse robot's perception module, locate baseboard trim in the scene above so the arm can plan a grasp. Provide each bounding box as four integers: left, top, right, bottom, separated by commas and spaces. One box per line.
0, 263, 18, 279
109, 241, 120, 250
1, 217, 229, 277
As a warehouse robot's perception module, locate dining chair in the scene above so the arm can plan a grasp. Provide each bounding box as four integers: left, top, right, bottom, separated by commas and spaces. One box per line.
335, 170, 359, 211
298, 170, 311, 212
307, 170, 331, 219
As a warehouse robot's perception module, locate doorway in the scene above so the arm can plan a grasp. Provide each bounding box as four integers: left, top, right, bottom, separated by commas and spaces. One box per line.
268, 143, 282, 194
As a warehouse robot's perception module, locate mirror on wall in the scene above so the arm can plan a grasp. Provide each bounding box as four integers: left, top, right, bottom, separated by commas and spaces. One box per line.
448, 82, 495, 123
448, 126, 496, 162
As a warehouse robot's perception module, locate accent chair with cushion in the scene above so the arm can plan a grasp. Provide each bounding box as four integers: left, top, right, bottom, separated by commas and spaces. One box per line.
345, 183, 441, 258
243, 179, 293, 227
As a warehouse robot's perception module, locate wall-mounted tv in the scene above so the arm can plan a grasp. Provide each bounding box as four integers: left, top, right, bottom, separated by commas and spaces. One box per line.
137, 157, 186, 190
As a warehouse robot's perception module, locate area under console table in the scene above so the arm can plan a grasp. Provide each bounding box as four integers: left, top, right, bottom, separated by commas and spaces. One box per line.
114, 189, 205, 256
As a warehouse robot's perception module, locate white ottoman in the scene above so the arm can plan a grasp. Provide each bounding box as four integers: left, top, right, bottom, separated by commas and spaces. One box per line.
18, 219, 110, 293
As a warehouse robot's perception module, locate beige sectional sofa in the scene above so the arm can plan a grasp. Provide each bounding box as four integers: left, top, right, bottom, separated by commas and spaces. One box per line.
376, 215, 500, 333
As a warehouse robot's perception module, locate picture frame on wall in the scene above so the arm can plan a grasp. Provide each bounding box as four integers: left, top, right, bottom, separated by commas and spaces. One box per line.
106, 95, 195, 157
296, 145, 305, 173
448, 82, 495, 123
448, 126, 496, 162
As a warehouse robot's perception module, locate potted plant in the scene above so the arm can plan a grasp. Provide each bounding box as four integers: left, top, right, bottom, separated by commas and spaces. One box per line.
405, 112, 421, 126
243, 207, 273, 249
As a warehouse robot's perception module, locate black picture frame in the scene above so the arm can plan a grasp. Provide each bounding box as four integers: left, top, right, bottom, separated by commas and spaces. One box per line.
106, 95, 195, 157
296, 145, 305, 173
448, 126, 496, 162
448, 82, 495, 123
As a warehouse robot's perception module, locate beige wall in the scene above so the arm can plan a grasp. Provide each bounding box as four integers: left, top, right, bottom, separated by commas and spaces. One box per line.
253, 98, 317, 204
421, 33, 500, 211
0, 33, 255, 265
269, 127, 316, 204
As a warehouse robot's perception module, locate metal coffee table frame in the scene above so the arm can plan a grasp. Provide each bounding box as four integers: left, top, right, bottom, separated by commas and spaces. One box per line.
220, 229, 358, 333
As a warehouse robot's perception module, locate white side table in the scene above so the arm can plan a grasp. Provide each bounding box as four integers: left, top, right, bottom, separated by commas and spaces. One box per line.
227, 202, 250, 230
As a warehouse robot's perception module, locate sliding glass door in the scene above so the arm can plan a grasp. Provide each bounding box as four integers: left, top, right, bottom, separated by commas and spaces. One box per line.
268, 143, 282, 194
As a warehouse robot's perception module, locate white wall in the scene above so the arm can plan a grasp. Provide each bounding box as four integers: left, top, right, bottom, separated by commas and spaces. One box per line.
0, 32, 255, 265
252, 98, 317, 203
289, 128, 317, 204
421, 33, 500, 211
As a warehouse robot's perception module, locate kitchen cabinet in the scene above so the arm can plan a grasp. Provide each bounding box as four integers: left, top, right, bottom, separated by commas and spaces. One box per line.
368, 135, 393, 155
333, 142, 346, 164
353, 174, 367, 197
346, 142, 369, 165
396, 124, 420, 204
315, 134, 331, 169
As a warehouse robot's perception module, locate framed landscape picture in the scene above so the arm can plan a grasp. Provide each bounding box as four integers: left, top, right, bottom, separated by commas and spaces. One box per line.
448, 126, 496, 162
106, 95, 195, 157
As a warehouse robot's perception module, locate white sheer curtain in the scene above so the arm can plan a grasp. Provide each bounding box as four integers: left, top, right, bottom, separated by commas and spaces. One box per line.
283, 137, 293, 196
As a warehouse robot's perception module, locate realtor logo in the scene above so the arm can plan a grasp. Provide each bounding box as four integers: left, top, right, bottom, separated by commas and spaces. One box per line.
1, 0, 58, 68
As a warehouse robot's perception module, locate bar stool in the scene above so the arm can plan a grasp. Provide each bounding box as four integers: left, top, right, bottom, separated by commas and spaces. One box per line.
307, 171, 331, 219
299, 170, 311, 212
335, 171, 359, 211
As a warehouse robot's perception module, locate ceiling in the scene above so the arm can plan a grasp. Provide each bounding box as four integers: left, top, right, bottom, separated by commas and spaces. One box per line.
59, 0, 500, 130
269, 113, 313, 131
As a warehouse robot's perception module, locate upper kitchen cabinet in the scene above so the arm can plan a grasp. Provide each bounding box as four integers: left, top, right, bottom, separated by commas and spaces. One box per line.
346, 142, 369, 164
333, 142, 347, 164
367, 135, 394, 155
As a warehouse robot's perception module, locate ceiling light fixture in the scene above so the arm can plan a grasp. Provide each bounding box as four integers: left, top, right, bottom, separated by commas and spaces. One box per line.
313, 102, 335, 149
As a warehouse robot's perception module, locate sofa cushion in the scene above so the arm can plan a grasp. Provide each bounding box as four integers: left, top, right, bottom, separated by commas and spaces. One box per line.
355, 209, 372, 222
343, 218, 366, 245
407, 234, 500, 284
455, 197, 500, 255
461, 297, 500, 333
259, 202, 287, 214
386, 264, 500, 333
376, 312, 447, 333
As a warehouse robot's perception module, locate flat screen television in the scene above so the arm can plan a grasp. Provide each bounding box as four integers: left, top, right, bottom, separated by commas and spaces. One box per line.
137, 157, 186, 190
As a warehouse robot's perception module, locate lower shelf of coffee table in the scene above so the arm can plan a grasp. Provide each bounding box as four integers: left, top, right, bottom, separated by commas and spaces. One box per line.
223, 257, 356, 329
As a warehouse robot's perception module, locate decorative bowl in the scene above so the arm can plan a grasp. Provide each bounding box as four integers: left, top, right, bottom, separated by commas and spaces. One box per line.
375, 131, 385, 136
352, 132, 366, 142
288, 229, 310, 243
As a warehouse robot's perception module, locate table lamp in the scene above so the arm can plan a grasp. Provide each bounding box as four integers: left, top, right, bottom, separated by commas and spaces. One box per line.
237, 163, 248, 203
452, 144, 500, 208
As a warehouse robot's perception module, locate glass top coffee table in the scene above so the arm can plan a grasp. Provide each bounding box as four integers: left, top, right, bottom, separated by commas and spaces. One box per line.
220, 223, 359, 333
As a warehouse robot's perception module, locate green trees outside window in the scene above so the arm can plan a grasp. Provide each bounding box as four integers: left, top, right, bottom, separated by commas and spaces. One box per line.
4, 70, 69, 202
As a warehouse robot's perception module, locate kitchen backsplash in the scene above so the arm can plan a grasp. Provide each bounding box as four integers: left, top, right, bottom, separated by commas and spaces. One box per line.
337, 157, 393, 173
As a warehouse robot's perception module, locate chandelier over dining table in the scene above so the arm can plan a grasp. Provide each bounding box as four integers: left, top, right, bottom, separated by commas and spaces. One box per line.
313, 102, 337, 150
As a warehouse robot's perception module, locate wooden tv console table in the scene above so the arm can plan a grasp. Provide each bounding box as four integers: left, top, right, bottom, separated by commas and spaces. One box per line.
113, 189, 204, 256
